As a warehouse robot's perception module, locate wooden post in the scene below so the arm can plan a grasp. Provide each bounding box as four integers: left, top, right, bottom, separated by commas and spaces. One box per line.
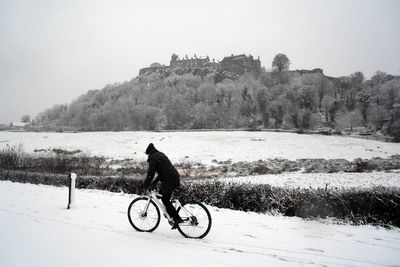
67, 173, 77, 209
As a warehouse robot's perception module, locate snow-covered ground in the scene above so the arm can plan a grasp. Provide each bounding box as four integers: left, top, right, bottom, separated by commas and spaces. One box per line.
1, 131, 399, 164
218, 171, 400, 189
1, 181, 399, 267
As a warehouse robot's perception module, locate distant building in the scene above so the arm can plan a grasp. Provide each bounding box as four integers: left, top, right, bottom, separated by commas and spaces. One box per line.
170, 53, 210, 68
220, 54, 261, 76
287, 68, 339, 82
291, 68, 324, 75
10, 122, 28, 127
7, 122, 28, 131
138, 53, 262, 79
138, 62, 168, 76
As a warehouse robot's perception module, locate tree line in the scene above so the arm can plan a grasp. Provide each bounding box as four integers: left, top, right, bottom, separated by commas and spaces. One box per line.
33, 55, 400, 141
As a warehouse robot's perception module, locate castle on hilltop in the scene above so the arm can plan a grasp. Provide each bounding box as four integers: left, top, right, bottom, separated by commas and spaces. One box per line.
220, 54, 261, 76
170, 53, 211, 68
138, 53, 261, 78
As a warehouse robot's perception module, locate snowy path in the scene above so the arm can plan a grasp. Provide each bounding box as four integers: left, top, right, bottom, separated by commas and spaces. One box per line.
1, 181, 400, 267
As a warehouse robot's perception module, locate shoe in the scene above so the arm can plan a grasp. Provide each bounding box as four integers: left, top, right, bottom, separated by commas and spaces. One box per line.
171, 218, 184, 230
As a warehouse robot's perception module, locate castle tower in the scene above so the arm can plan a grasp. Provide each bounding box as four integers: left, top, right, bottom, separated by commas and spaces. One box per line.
170, 53, 179, 68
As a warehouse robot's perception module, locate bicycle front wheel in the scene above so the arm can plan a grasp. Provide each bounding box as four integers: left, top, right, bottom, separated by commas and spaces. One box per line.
128, 197, 160, 232
177, 201, 212, 239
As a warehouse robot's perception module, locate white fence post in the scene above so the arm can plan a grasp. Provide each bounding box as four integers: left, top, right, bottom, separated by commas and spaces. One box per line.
68, 173, 77, 209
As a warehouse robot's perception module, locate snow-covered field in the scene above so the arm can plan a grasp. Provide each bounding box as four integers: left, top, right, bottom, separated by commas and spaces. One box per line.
1, 181, 400, 267
1, 131, 399, 164
219, 171, 400, 189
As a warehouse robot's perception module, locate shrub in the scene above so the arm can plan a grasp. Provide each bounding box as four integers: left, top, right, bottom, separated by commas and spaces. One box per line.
0, 144, 24, 169
0, 145, 145, 177
251, 164, 271, 175
180, 161, 193, 177
2, 170, 399, 227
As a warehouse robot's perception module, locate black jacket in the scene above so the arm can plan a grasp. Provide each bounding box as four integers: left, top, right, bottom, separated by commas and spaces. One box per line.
144, 148, 180, 192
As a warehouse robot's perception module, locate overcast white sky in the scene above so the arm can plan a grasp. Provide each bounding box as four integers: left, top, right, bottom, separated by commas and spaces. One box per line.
0, 0, 399, 124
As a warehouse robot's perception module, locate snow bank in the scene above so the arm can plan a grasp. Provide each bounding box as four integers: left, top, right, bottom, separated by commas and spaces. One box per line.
1, 181, 399, 267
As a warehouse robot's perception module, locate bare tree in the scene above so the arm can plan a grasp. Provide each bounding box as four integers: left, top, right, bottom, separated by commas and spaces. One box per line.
272, 54, 290, 72
20, 114, 31, 123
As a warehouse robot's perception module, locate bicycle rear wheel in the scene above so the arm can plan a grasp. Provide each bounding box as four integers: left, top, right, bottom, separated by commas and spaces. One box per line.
177, 201, 212, 239
128, 197, 160, 232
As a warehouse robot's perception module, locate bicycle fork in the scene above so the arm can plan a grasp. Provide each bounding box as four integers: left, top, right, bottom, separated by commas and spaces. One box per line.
141, 197, 151, 218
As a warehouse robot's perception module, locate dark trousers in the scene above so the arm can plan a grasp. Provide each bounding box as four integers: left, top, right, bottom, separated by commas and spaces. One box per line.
161, 191, 180, 221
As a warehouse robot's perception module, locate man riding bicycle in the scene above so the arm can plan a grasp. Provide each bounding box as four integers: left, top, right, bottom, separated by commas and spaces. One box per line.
142, 143, 183, 229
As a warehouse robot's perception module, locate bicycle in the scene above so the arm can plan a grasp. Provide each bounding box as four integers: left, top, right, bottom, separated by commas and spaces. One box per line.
127, 190, 212, 239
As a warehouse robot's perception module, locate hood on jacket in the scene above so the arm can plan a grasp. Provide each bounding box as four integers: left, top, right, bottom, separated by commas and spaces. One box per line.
145, 143, 157, 155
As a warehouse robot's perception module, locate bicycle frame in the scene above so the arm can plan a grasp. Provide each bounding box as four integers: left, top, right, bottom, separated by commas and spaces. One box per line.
145, 191, 172, 221
144, 190, 190, 223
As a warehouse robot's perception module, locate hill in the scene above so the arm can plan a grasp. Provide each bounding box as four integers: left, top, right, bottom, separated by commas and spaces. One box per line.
32, 57, 400, 141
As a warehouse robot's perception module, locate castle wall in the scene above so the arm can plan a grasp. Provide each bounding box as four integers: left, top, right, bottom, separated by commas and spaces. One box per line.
170, 54, 210, 69
139, 53, 261, 77
220, 54, 261, 76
